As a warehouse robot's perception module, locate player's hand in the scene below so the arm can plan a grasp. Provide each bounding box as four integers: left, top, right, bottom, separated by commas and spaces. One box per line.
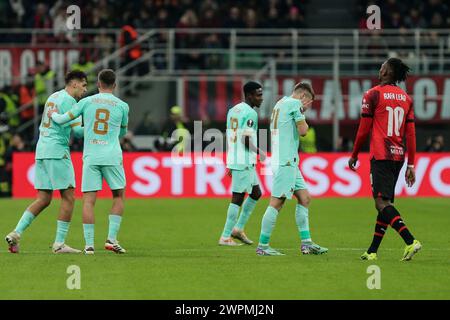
47, 108, 58, 119
348, 157, 358, 171
226, 169, 232, 177
405, 166, 416, 187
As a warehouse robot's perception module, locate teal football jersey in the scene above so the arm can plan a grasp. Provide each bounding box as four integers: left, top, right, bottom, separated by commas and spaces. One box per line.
67, 93, 129, 166
270, 96, 305, 168
35, 89, 82, 159
226, 102, 258, 170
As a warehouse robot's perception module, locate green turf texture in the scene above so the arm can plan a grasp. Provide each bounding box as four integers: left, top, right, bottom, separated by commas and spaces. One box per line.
0, 197, 449, 300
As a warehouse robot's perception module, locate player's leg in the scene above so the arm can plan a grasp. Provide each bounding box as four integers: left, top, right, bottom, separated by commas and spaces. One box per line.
219, 190, 245, 246
51, 158, 80, 253
256, 196, 285, 256
105, 189, 126, 253
5, 189, 52, 253
256, 165, 295, 256
294, 187, 328, 255
52, 188, 81, 253
219, 168, 247, 246
232, 173, 262, 245
81, 164, 103, 254
102, 165, 127, 253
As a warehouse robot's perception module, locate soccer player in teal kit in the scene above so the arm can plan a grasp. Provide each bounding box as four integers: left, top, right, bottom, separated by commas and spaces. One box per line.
49, 69, 129, 255
5, 70, 87, 254
256, 83, 328, 256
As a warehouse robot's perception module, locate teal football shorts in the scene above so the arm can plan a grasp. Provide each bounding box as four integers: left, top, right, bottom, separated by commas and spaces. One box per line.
34, 158, 75, 190
231, 166, 259, 194
82, 164, 126, 192
271, 165, 308, 199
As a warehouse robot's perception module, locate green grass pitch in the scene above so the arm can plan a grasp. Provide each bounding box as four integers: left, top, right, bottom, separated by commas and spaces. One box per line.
0, 197, 449, 299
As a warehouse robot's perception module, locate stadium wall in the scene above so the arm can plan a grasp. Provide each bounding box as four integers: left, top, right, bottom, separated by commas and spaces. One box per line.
12, 152, 450, 198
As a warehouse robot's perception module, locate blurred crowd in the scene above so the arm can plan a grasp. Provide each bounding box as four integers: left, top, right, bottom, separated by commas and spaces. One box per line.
1, 0, 309, 33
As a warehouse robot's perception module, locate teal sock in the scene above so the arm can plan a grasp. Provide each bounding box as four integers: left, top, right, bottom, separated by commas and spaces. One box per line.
258, 206, 278, 247
14, 210, 36, 235
221, 203, 240, 238
83, 224, 95, 247
55, 220, 70, 244
296, 204, 312, 243
108, 214, 122, 242
235, 197, 258, 230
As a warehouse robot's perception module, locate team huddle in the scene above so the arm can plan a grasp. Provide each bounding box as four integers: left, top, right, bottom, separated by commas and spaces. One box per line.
220, 58, 421, 261
5, 69, 129, 255
5, 58, 421, 261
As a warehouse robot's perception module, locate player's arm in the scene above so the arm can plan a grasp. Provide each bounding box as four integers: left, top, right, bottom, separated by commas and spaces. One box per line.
241, 113, 266, 160
405, 102, 416, 187
49, 99, 86, 125
119, 104, 129, 138
292, 102, 308, 137
349, 91, 376, 170
67, 117, 84, 138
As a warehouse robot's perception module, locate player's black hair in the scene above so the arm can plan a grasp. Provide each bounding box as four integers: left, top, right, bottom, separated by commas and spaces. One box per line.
98, 69, 116, 88
243, 81, 262, 97
386, 57, 410, 84
294, 82, 315, 99
65, 70, 87, 84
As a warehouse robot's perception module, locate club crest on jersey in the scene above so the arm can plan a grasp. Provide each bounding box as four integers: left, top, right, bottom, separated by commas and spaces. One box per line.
247, 119, 254, 127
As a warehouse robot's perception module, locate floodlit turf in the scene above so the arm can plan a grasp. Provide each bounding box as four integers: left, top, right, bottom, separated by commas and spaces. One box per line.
0, 197, 449, 300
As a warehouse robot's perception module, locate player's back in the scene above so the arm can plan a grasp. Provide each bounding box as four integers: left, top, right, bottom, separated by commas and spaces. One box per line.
35, 89, 76, 160
363, 84, 414, 161
81, 92, 129, 165
270, 96, 303, 168
226, 102, 258, 170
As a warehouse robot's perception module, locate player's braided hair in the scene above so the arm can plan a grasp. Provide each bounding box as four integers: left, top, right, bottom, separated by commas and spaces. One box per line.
386, 58, 410, 84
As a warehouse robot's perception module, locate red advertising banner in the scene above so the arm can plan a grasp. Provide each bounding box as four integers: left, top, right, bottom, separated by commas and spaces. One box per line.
12, 152, 450, 198
184, 75, 450, 123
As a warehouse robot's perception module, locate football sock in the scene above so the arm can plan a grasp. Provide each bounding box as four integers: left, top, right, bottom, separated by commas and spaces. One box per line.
108, 214, 122, 242
258, 206, 278, 247
234, 197, 257, 230
382, 205, 414, 245
295, 204, 312, 243
83, 224, 95, 247
14, 210, 36, 235
54, 220, 70, 244
221, 203, 240, 238
367, 212, 388, 253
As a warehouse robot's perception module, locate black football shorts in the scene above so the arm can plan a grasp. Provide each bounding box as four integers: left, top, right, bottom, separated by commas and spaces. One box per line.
370, 159, 404, 202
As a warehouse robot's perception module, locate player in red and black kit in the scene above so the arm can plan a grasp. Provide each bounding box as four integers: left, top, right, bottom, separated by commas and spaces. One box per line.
348, 58, 422, 261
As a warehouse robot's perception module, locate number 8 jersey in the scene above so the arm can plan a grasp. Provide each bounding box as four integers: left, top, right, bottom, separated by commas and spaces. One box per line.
226, 102, 258, 170
360, 84, 414, 162
67, 92, 129, 166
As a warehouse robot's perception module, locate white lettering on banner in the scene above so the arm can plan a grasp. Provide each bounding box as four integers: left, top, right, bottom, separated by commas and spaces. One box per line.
131, 156, 161, 196
20, 50, 35, 83
349, 80, 373, 119
430, 157, 450, 196
395, 157, 430, 195
162, 157, 192, 195
0, 50, 12, 87
321, 80, 344, 120
332, 157, 361, 196
414, 79, 437, 120
301, 156, 330, 196
195, 157, 226, 195
442, 79, 450, 119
